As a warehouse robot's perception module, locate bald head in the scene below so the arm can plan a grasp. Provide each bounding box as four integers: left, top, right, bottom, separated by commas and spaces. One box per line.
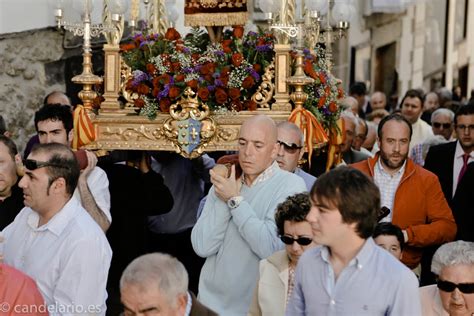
371, 92, 387, 110
240, 115, 277, 143
342, 96, 359, 116
44, 91, 71, 106
238, 115, 279, 184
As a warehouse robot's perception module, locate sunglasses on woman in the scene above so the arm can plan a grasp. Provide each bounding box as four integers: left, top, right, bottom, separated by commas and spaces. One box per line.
280, 235, 313, 246
437, 280, 474, 294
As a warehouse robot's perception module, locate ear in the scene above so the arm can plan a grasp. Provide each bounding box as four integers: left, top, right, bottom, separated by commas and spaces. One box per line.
175, 293, 188, 315
15, 154, 25, 177
50, 177, 67, 194
68, 129, 74, 144
270, 141, 279, 160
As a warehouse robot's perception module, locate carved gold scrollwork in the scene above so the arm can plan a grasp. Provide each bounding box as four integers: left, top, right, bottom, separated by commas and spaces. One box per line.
120, 61, 138, 108
163, 87, 218, 159
252, 60, 275, 109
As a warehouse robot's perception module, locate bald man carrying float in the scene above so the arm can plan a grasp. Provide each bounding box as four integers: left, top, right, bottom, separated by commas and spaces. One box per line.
191, 115, 306, 316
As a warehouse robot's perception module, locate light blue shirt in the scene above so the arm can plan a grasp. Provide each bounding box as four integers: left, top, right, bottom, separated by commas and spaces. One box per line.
294, 167, 316, 191
192, 163, 306, 316
286, 238, 421, 316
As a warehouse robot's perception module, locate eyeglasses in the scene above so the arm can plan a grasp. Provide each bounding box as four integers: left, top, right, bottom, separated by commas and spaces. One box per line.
277, 140, 303, 154
280, 235, 313, 246
456, 124, 474, 131
432, 122, 452, 129
23, 159, 68, 171
437, 280, 474, 294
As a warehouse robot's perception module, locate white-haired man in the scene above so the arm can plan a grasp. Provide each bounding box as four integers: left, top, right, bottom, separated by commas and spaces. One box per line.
120, 253, 217, 316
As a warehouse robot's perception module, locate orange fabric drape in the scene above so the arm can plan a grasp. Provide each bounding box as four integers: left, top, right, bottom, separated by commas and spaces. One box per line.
325, 118, 344, 171
72, 105, 96, 150
288, 108, 328, 166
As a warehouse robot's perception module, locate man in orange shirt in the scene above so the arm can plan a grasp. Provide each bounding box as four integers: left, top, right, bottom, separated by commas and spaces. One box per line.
351, 114, 456, 271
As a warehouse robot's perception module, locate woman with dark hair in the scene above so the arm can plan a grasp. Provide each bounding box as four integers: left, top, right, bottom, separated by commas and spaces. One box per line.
248, 193, 317, 316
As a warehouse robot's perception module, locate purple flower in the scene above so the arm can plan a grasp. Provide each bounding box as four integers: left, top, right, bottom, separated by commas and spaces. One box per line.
132, 70, 148, 87
207, 85, 216, 91
247, 31, 257, 37
249, 69, 260, 81
157, 84, 170, 99
183, 47, 191, 54
214, 79, 223, 87
182, 67, 193, 74
215, 50, 225, 57
256, 44, 272, 52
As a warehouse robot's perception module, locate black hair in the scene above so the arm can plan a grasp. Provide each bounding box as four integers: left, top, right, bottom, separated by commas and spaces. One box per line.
454, 103, 474, 126
275, 193, 311, 236
373, 222, 405, 250
34, 104, 73, 134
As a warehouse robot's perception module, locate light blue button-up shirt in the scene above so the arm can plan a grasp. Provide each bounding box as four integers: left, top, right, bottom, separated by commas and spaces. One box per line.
286, 238, 421, 316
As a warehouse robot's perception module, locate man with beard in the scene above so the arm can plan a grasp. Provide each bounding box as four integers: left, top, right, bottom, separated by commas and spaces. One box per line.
351, 114, 456, 271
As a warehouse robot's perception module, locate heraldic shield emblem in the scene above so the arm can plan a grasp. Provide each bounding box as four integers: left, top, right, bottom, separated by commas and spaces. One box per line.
164, 87, 217, 158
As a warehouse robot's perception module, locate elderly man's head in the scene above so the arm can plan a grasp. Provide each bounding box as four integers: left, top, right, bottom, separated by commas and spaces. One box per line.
370, 92, 387, 111
431, 241, 474, 316
340, 111, 357, 154
362, 121, 377, 151
120, 253, 188, 316
353, 118, 368, 151
424, 92, 439, 112
238, 115, 278, 183
341, 96, 359, 116
276, 122, 304, 173
431, 108, 455, 140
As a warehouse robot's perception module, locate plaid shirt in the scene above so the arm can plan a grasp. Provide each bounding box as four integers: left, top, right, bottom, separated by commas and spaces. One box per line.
373, 158, 406, 222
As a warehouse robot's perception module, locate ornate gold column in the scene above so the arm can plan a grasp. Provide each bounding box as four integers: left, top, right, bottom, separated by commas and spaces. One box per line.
100, 0, 126, 114
272, 44, 292, 111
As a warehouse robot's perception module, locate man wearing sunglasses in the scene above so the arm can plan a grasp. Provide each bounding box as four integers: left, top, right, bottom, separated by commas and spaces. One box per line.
420, 240, 474, 315
192, 115, 306, 315
34, 104, 111, 232
287, 167, 421, 315
430, 108, 455, 141
276, 122, 316, 190
2, 143, 111, 313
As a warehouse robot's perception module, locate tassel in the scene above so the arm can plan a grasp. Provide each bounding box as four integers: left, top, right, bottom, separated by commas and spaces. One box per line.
72, 105, 96, 150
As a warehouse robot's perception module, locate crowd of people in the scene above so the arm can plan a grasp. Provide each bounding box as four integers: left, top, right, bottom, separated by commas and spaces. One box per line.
0, 85, 473, 316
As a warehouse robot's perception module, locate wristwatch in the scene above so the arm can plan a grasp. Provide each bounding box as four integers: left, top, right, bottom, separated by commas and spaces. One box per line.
227, 196, 243, 209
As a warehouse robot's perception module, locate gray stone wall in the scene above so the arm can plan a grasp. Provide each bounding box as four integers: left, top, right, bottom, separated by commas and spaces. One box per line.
0, 28, 65, 154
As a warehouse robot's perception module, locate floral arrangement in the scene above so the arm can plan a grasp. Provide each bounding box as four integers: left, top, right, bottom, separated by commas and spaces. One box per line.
300, 47, 345, 131
121, 26, 275, 119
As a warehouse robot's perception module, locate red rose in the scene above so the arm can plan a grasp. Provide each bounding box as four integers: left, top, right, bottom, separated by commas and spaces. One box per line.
215, 88, 228, 104
200, 63, 211, 75
229, 88, 241, 100
318, 96, 326, 108
171, 62, 181, 73
204, 74, 213, 83
253, 64, 262, 73
304, 60, 317, 79
120, 43, 136, 51
164, 28, 181, 41
187, 79, 198, 90
152, 87, 160, 97
221, 66, 231, 76
126, 79, 134, 90
158, 74, 171, 85
146, 63, 156, 74
159, 98, 171, 112
242, 76, 255, 89
169, 86, 181, 99
198, 88, 210, 101
175, 74, 185, 82
137, 84, 150, 95
231, 53, 243, 67
220, 74, 229, 86
329, 102, 338, 113
244, 100, 257, 111
134, 98, 145, 108
222, 39, 233, 53
152, 77, 160, 88
230, 100, 243, 111
233, 26, 244, 39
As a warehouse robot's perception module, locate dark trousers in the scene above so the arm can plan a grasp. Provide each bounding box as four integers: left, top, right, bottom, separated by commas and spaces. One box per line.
146, 227, 205, 294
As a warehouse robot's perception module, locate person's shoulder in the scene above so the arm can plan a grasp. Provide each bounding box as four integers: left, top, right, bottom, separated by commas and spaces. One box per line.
428, 141, 456, 154
275, 168, 306, 187
372, 245, 417, 281
298, 245, 324, 266
65, 203, 109, 241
